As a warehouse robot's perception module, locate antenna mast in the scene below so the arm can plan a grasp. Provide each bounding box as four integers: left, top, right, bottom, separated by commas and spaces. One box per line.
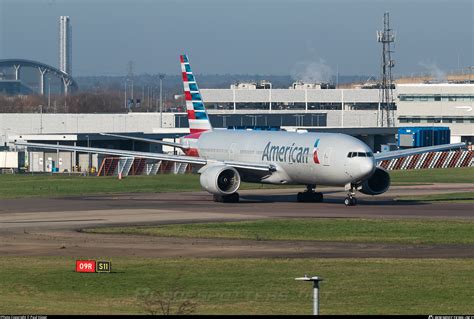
377, 12, 396, 127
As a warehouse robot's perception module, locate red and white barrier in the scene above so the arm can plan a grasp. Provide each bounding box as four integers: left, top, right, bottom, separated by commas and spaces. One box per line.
378, 150, 473, 170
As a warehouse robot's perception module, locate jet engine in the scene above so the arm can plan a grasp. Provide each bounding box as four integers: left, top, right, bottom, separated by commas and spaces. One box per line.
359, 167, 391, 195
199, 165, 241, 195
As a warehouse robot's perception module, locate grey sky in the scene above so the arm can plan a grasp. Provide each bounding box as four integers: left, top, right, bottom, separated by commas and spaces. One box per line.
0, 0, 472, 77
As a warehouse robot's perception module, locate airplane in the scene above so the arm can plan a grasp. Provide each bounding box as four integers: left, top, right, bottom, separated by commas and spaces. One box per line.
15, 54, 466, 206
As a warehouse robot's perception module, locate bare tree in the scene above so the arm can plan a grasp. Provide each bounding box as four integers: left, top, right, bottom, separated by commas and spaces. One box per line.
0, 90, 126, 113
137, 287, 197, 315
136, 283, 197, 315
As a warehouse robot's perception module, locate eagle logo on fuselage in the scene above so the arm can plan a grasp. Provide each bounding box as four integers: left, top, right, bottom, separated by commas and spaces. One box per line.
313, 139, 320, 164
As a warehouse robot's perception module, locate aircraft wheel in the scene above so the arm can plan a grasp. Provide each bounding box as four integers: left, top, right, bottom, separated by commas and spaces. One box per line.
313, 192, 324, 202
297, 192, 313, 202
220, 192, 239, 203
298, 192, 324, 203
344, 197, 352, 206
297, 192, 305, 202
344, 197, 357, 206
351, 197, 357, 206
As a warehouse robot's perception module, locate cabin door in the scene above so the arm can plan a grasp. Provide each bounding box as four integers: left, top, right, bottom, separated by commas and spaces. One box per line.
322, 147, 332, 166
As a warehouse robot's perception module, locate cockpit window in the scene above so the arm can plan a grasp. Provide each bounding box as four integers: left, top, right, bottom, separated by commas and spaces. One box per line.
348, 152, 374, 158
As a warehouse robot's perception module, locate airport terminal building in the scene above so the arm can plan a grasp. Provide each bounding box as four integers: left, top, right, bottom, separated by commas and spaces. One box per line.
1, 82, 473, 173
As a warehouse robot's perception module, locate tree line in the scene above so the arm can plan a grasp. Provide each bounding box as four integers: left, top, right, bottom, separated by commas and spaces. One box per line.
0, 90, 182, 113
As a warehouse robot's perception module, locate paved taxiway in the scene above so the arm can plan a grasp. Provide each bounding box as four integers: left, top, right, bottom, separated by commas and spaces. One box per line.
0, 183, 472, 258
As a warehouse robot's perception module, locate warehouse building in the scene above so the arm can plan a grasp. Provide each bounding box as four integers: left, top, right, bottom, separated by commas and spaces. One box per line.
2, 82, 473, 174
396, 83, 473, 143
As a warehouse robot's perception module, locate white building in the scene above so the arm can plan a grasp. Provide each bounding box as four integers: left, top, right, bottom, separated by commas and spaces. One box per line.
230, 82, 258, 90
1, 84, 473, 149
230, 81, 272, 90
289, 81, 332, 90
396, 84, 474, 143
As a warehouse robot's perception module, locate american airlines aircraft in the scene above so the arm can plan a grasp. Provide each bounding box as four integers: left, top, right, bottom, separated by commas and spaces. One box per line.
16, 55, 465, 206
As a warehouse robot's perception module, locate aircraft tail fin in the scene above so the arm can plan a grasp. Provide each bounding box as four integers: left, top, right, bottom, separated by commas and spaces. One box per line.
180, 54, 212, 134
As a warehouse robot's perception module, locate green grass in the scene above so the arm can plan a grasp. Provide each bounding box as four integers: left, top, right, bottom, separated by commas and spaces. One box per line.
0, 257, 472, 314
0, 166, 471, 199
389, 167, 473, 184
84, 218, 474, 245
0, 173, 284, 199
398, 192, 474, 203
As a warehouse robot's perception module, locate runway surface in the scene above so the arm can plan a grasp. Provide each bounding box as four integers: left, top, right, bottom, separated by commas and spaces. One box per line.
0, 183, 473, 258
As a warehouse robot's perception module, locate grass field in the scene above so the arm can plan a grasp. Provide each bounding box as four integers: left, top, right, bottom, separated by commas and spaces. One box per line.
2, 168, 472, 315
0, 167, 472, 199
0, 257, 472, 315
398, 191, 474, 203
85, 218, 474, 245
389, 166, 473, 184
0, 173, 283, 199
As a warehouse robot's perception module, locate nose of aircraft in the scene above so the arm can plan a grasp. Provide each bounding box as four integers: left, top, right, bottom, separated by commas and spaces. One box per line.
359, 158, 376, 180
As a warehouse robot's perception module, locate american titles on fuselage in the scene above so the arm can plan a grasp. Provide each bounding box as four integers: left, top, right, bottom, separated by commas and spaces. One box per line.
261, 141, 316, 164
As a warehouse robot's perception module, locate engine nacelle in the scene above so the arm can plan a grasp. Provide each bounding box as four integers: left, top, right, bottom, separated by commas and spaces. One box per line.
199, 165, 241, 195
359, 167, 391, 195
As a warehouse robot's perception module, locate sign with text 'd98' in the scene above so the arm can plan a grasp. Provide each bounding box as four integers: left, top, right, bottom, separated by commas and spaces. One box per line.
76, 260, 96, 273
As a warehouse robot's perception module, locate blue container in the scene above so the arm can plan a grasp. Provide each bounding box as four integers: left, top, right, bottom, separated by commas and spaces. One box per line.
398, 126, 450, 148
432, 127, 450, 145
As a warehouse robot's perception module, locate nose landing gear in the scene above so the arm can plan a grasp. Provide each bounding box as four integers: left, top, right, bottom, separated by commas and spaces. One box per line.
297, 184, 324, 203
344, 196, 357, 206
344, 185, 358, 206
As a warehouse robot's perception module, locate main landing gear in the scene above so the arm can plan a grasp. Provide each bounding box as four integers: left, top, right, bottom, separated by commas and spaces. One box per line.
213, 192, 240, 203
297, 184, 324, 203
344, 185, 358, 206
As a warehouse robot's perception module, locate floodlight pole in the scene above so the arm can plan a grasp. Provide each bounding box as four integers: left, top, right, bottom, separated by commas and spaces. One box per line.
159, 74, 165, 128
295, 275, 324, 315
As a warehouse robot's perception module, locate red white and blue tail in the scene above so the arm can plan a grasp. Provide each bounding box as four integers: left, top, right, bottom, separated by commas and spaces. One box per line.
180, 54, 212, 134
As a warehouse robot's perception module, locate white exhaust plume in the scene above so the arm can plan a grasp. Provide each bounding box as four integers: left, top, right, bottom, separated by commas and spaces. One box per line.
291, 57, 333, 84
419, 61, 446, 82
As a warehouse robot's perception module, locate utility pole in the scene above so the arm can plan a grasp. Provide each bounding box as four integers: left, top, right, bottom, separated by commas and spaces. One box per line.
127, 60, 134, 111
159, 74, 165, 128
48, 76, 51, 109
39, 105, 43, 134
377, 12, 396, 127
124, 80, 127, 110
86, 135, 91, 174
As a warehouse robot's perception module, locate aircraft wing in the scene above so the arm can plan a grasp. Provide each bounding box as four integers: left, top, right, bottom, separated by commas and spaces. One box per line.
374, 142, 466, 162
14, 142, 273, 172
99, 133, 185, 149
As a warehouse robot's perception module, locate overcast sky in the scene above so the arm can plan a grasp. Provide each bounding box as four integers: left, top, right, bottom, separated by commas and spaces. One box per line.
0, 0, 472, 78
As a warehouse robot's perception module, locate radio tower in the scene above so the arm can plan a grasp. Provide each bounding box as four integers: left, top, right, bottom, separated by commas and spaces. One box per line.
377, 12, 396, 127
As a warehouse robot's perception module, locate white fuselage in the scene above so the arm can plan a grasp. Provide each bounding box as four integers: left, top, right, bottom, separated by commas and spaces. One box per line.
184, 130, 376, 187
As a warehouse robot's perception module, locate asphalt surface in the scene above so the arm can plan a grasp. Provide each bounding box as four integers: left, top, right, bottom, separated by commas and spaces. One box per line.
0, 183, 473, 258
